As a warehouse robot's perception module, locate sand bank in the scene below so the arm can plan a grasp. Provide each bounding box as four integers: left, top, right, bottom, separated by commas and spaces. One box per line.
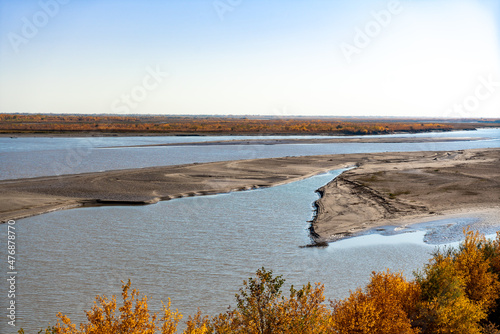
101, 136, 482, 148
1, 149, 499, 245
311, 148, 500, 242
0, 155, 357, 223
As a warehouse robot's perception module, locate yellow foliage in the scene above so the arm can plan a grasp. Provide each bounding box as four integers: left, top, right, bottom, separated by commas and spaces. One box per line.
453, 229, 500, 311
203, 271, 331, 333
207, 311, 239, 333
52, 280, 181, 334
416, 251, 486, 333
331, 288, 378, 334
159, 299, 183, 334
183, 310, 210, 334
30, 229, 500, 334
419, 296, 485, 334
331, 271, 420, 334
278, 283, 330, 334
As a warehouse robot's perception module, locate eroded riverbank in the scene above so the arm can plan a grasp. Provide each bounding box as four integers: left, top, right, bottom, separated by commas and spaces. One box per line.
311, 148, 500, 242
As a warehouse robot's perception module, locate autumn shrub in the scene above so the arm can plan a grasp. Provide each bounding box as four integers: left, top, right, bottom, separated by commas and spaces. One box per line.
487, 232, 500, 275
476, 230, 500, 325
231, 267, 285, 333
48, 280, 182, 334
278, 283, 331, 333
183, 310, 210, 334
330, 288, 378, 333
331, 270, 421, 333
28, 229, 500, 334
415, 253, 486, 333
206, 267, 330, 333
412, 228, 500, 333
453, 229, 500, 311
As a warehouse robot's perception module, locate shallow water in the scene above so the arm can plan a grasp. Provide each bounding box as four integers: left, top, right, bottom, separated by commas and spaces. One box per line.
1, 129, 499, 180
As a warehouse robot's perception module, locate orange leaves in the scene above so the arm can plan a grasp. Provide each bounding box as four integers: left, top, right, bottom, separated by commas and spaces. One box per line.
0, 113, 456, 135
280, 283, 330, 334
183, 310, 209, 334
366, 271, 421, 332
416, 254, 486, 333
211, 269, 331, 334
454, 229, 500, 310
114, 280, 157, 334
52, 280, 180, 334
414, 228, 500, 333
331, 271, 420, 334
159, 299, 183, 334
34, 229, 500, 334
53, 313, 79, 334
331, 288, 378, 333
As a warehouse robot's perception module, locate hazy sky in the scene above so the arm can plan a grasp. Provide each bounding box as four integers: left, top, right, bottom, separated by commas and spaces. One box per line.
1, 0, 499, 117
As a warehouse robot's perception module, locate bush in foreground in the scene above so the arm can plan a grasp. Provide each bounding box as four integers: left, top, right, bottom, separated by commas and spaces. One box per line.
27, 229, 500, 333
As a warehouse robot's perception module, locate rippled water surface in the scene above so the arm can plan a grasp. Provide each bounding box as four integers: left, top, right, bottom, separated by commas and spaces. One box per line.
1, 170, 438, 332
1, 129, 499, 180
1, 129, 499, 332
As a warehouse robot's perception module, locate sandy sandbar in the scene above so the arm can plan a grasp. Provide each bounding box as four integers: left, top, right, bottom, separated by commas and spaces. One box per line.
101, 136, 483, 148
311, 148, 500, 242
0, 155, 356, 223
1, 149, 499, 246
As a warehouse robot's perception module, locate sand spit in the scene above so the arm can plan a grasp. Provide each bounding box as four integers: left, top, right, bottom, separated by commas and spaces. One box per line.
1, 149, 499, 246
0, 155, 357, 223
101, 136, 483, 148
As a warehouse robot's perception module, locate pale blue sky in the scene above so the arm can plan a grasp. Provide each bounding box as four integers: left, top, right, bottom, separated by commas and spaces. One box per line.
1, 0, 499, 117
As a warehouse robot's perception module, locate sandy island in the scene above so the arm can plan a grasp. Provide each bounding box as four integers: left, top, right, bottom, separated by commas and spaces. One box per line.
1, 148, 499, 244
101, 136, 482, 148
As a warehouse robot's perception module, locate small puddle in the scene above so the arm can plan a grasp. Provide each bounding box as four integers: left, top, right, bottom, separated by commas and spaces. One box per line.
356, 216, 500, 245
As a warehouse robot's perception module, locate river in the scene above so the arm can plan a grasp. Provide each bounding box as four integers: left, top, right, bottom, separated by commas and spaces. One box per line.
0, 128, 499, 332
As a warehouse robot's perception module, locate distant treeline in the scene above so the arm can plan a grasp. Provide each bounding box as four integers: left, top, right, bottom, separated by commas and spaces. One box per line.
2, 113, 496, 135
28, 229, 500, 333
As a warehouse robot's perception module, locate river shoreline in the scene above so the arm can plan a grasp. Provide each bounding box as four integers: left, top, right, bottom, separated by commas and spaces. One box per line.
1, 149, 499, 243
0, 156, 353, 223
1, 127, 496, 138
310, 148, 500, 242
99, 136, 482, 148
